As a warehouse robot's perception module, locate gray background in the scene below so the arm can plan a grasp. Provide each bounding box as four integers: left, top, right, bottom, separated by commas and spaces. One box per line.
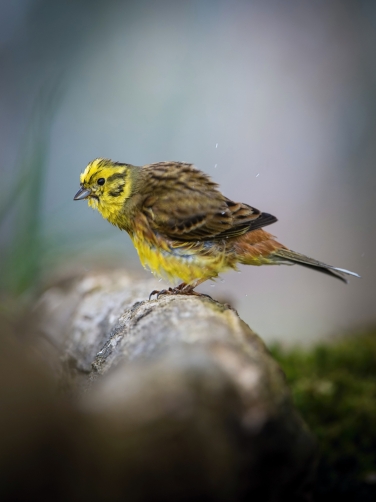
1, 0, 375, 344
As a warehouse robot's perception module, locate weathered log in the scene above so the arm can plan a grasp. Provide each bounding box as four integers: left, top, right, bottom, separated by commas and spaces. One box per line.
19, 270, 316, 501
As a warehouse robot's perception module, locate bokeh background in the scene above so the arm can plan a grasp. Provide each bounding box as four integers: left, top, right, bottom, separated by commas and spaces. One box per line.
1, 0, 375, 344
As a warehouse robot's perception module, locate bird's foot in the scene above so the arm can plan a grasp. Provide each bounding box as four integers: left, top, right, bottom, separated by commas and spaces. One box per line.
149, 283, 213, 300
148, 287, 174, 300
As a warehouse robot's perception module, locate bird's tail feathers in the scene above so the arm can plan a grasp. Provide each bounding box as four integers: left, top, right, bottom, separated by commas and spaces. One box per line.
272, 248, 360, 284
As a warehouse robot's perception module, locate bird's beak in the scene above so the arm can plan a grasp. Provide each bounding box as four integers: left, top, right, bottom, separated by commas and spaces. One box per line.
74, 187, 91, 200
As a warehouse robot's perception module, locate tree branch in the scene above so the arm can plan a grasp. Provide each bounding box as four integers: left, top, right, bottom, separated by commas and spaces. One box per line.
31, 270, 316, 501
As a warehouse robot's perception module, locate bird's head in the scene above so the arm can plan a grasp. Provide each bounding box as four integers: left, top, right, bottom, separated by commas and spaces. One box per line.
74, 158, 136, 221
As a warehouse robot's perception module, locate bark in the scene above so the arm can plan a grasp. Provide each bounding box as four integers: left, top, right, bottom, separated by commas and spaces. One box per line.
5, 270, 316, 501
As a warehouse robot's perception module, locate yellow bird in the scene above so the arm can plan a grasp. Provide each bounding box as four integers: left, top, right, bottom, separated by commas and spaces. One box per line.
74, 159, 359, 297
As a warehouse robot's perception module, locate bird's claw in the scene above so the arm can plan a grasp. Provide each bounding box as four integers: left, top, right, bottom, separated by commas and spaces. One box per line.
149, 287, 173, 300
149, 290, 157, 300
157, 288, 173, 299
149, 284, 213, 301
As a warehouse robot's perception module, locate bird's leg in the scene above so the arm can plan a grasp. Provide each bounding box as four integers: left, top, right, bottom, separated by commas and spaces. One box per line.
177, 283, 213, 299
149, 279, 213, 300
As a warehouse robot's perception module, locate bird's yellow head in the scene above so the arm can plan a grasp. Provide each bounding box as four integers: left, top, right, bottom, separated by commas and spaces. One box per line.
74, 158, 135, 224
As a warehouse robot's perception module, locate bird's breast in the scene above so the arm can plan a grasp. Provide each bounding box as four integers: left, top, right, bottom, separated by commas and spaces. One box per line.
132, 235, 234, 285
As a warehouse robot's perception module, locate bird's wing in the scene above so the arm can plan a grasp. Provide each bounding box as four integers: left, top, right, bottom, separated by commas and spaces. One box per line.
140, 162, 277, 242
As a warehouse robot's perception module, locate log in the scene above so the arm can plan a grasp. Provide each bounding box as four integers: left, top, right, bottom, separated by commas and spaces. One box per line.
21, 270, 316, 501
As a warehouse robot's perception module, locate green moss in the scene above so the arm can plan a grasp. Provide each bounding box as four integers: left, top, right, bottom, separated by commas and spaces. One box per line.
270, 328, 376, 500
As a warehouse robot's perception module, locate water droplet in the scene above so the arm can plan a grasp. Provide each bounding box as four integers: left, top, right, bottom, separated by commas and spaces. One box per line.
221, 211, 225, 215
214, 164, 217, 168
256, 173, 260, 177
159, 279, 162, 282
210, 284, 215, 287
215, 143, 218, 148
245, 294, 248, 297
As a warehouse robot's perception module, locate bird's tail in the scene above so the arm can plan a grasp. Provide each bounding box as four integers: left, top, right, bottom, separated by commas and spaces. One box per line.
272, 248, 360, 284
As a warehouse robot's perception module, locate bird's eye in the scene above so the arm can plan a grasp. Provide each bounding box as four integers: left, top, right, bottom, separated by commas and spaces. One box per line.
97, 178, 105, 186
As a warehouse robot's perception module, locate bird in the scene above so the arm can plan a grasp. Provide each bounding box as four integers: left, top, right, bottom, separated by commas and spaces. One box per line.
74, 158, 359, 298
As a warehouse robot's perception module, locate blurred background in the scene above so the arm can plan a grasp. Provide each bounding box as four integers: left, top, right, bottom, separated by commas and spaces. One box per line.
1, 0, 375, 344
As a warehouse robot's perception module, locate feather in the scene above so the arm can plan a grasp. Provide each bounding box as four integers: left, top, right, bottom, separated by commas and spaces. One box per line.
273, 249, 360, 283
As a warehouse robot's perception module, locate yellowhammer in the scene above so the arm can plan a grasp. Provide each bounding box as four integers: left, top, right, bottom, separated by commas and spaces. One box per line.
74, 159, 359, 297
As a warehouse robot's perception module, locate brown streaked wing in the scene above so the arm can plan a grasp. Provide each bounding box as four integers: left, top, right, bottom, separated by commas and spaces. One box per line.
214, 200, 277, 238
140, 162, 277, 242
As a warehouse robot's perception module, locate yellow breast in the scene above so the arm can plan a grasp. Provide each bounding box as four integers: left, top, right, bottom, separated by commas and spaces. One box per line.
132, 235, 232, 285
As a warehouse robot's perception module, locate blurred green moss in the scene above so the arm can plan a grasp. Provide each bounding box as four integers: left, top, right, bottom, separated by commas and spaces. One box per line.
271, 328, 376, 500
